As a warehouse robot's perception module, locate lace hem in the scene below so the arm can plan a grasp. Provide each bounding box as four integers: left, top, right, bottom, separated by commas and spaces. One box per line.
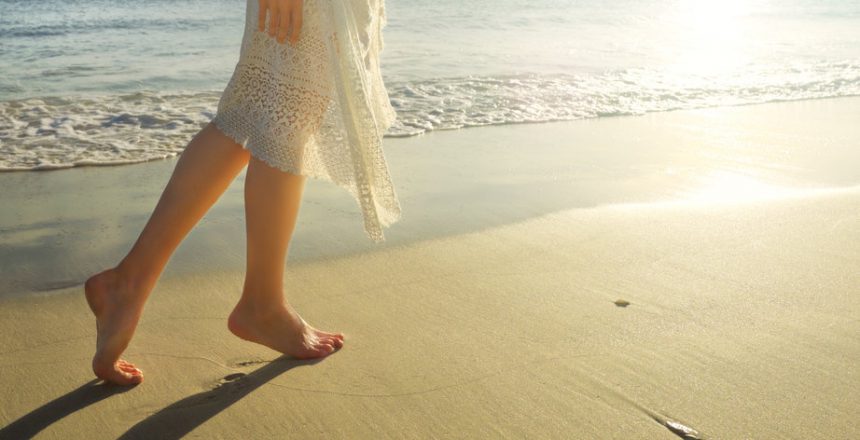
213, 0, 400, 243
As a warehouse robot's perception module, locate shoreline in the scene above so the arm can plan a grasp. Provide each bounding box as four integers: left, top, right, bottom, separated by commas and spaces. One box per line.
3, 96, 860, 298
1, 96, 858, 438
2, 93, 859, 173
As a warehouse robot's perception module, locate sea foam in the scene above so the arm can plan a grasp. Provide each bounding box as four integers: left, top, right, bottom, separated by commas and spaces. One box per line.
2, 63, 859, 171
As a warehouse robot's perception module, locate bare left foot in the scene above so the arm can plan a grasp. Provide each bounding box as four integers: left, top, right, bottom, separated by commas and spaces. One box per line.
84, 268, 147, 385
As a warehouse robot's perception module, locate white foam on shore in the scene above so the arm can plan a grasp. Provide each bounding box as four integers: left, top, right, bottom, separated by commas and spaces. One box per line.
0, 92, 218, 171
3, 63, 860, 172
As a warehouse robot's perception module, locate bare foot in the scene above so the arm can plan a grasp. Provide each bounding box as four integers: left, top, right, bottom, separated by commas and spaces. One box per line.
227, 300, 344, 359
84, 268, 147, 385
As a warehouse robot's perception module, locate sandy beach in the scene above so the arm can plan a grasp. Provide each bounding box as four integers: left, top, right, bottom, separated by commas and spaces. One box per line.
1, 98, 859, 439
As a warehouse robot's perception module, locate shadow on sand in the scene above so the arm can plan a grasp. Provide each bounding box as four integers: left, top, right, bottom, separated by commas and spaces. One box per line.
118, 356, 317, 439
0, 379, 134, 440
0, 357, 315, 440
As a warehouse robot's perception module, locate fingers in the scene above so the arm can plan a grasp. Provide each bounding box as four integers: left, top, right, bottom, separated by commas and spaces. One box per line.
277, 10, 290, 44
257, 0, 267, 32
288, 2, 303, 45
261, 0, 302, 46
268, 3, 279, 37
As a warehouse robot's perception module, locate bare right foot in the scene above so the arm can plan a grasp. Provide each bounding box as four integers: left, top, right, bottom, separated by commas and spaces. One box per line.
84, 268, 148, 385
227, 300, 344, 359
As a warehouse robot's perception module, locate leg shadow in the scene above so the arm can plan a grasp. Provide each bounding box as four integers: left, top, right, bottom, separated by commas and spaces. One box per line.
0, 379, 134, 440
118, 356, 317, 440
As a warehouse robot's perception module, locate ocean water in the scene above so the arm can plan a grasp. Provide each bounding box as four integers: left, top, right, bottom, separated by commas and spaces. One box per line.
1, 0, 859, 170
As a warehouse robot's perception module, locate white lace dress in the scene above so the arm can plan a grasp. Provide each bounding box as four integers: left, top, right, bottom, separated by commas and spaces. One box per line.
212, 0, 400, 243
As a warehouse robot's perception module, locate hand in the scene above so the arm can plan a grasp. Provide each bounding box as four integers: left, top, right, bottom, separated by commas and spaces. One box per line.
258, 0, 304, 45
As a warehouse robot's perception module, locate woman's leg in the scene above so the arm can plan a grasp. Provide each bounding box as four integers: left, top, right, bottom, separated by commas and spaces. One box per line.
226, 156, 344, 358
84, 122, 251, 385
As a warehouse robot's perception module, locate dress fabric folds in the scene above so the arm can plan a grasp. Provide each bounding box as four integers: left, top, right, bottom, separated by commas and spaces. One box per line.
212, 0, 400, 243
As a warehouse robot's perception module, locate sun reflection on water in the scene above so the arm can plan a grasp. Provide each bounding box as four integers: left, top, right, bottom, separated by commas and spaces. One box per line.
667, 0, 751, 77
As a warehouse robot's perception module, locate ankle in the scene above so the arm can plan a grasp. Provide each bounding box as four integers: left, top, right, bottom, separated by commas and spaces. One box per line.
114, 261, 159, 293
236, 296, 302, 323
235, 296, 279, 315
239, 281, 285, 308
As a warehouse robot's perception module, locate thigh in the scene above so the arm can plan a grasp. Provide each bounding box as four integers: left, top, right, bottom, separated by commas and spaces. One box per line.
182, 122, 251, 167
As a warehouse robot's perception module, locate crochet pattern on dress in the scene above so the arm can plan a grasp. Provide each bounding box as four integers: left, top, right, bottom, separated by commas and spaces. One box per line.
213, 0, 400, 243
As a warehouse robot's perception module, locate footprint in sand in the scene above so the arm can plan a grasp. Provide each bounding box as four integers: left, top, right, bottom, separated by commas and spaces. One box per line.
229, 358, 268, 368
213, 372, 247, 390
173, 373, 250, 410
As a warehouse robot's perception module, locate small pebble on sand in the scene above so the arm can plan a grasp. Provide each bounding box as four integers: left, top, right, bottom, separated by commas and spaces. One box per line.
614, 299, 630, 307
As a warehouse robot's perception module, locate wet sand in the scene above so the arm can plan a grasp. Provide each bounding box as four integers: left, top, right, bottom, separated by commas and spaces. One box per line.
1, 98, 859, 438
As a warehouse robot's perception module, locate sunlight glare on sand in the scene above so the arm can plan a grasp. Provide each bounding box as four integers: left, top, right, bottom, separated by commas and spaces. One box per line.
684, 170, 796, 204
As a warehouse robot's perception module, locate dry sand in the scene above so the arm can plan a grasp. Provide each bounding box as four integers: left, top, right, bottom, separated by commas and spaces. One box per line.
1, 98, 859, 439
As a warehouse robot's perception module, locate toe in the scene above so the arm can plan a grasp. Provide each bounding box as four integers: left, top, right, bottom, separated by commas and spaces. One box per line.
120, 366, 144, 383
322, 334, 343, 346
310, 343, 334, 356
118, 364, 141, 375
320, 336, 342, 349
294, 343, 334, 359
116, 359, 142, 374
96, 364, 143, 385
123, 371, 144, 385
316, 330, 343, 340
120, 371, 143, 384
